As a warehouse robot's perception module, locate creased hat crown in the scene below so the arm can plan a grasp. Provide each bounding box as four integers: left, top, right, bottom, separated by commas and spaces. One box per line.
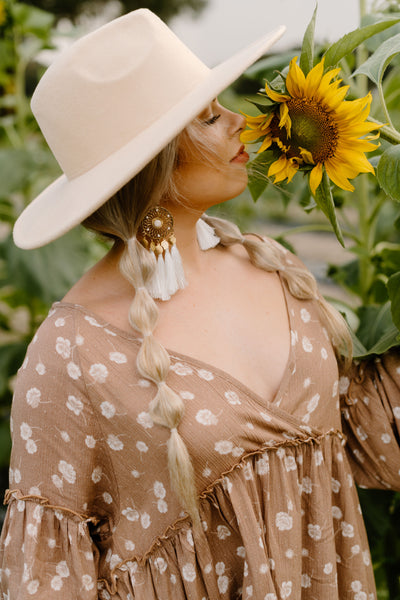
31, 9, 210, 179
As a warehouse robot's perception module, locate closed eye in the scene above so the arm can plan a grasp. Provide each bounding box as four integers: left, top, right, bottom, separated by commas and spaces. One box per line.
205, 114, 221, 125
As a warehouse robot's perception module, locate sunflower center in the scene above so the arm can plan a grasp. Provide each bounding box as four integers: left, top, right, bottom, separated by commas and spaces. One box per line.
287, 98, 339, 162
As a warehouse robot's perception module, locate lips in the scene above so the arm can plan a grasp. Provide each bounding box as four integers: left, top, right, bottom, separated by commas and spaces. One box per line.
230, 145, 249, 163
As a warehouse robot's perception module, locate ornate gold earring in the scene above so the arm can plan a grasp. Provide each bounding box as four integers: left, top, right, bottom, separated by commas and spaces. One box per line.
137, 206, 186, 301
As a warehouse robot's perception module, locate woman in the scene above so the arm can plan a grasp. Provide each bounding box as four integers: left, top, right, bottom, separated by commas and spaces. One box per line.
1, 8, 400, 600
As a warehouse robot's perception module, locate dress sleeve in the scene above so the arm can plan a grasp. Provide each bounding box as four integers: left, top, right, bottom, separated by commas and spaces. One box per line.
339, 348, 400, 490
0, 309, 118, 598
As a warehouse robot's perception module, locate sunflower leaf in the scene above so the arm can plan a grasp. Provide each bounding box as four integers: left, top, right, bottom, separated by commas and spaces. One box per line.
353, 31, 400, 85
244, 98, 275, 115
313, 170, 345, 246
247, 151, 275, 202
323, 17, 400, 69
377, 145, 400, 201
300, 4, 317, 75
387, 272, 400, 331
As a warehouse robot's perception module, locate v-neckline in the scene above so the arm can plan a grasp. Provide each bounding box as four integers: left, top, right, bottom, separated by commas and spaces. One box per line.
55, 274, 323, 438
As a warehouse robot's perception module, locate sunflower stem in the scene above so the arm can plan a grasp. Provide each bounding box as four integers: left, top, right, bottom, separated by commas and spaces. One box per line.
369, 119, 400, 145
355, 174, 375, 303
276, 223, 359, 243
378, 82, 395, 130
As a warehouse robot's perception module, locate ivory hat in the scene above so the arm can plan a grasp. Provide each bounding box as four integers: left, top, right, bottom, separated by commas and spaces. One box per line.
13, 9, 285, 249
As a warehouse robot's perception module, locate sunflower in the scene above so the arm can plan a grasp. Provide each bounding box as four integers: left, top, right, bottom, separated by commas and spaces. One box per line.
241, 56, 380, 194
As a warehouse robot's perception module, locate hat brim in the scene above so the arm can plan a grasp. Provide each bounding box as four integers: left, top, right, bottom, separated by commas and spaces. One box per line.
13, 25, 285, 249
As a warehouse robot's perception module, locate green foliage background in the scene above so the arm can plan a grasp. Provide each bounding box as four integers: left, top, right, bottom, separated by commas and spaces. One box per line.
0, 0, 399, 597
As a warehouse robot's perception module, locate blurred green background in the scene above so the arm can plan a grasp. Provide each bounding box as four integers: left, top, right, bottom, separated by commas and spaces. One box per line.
0, 0, 399, 596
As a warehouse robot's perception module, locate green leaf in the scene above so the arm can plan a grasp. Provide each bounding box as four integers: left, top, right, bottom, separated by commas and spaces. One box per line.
246, 51, 297, 79
247, 151, 275, 201
387, 271, 400, 330
300, 4, 317, 75
353, 31, 400, 85
243, 97, 274, 115
0, 419, 12, 468
373, 241, 400, 274
377, 144, 400, 201
313, 170, 344, 246
11, 3, 54, 39
323, 17, 400, 68
362, 12, 400, 52
0, 148, 36, 197
0, 229, 94, 305
349, 331, 368, 358
0, 342, 27, 397
355, 302, 400, 356
366, 326, 400, 355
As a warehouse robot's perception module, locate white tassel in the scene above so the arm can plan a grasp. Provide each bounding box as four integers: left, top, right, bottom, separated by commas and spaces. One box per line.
164, 247, 179, 296
196, 218, 220, 250
145, 246, 186, 301
147, 253, 169, 301
170, 243, 187, 289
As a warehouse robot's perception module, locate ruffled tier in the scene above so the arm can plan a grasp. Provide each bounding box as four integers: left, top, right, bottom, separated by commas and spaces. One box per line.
99, 432, 376, 599
0, 491, 100, 598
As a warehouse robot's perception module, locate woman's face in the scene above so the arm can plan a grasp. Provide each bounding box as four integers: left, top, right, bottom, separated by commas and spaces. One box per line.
173, 99, 249, 211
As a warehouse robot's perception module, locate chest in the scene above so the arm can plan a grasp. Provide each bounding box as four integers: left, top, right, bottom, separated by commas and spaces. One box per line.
154, 270, 291, 402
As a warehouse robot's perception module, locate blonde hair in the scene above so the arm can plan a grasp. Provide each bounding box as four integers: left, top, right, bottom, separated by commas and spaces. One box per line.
83, 128, 352, 526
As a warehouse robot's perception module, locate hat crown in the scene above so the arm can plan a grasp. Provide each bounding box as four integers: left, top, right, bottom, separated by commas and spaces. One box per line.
31, 9, 209, 179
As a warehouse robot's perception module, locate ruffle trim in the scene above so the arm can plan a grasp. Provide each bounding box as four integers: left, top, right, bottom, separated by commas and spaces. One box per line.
4, 489, 100, 526
98, 428, 346, 595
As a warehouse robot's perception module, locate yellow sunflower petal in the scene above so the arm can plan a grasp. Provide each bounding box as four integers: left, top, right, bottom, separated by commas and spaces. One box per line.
320, 84, 349, 110
285, 158, 300, 183
268, 155, 289, 177
304, 58, 325, 97
325, 160, 355, 191
257, 134, 273, 153
260, 113, 274, 130
265, 82, 290, 103
240, 129, 264, 143
285, 56, 307, 97
309, 163, 323, 195
319, 67, 341, 89
242, 113, 270, 125
299, 147, 314, 164
268, 155, 299, 183
279, 102, 291, 136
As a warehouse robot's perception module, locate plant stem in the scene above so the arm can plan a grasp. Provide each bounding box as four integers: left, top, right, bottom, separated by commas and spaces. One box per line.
356, 174, 374, 303
277, 223, 359, 243
378, 82, 395, 130
371, 119, 400, 145
356, 0, 369, 98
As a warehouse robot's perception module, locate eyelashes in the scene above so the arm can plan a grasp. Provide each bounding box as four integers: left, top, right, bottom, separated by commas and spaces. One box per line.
204, 114, 221, 125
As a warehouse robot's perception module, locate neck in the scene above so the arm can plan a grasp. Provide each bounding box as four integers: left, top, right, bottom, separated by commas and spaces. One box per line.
165, 203, 208, 275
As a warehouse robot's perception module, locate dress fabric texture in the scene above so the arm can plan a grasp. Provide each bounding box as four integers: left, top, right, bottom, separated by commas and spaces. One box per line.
0, 250, 400, 600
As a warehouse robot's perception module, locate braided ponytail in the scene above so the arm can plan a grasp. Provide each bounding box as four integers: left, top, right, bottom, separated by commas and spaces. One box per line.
120, 238, 199, 524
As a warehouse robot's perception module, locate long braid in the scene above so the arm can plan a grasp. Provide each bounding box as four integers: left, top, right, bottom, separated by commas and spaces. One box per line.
119, 237, 199, 524
204, 215, 352, 366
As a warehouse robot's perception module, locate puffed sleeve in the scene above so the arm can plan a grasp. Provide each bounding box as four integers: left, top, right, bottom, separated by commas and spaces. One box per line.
0, 307, 118, 598
339, 348, 400, 490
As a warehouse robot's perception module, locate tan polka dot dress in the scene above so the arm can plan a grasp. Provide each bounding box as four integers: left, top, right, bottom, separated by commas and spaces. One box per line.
0, 265, 399, 599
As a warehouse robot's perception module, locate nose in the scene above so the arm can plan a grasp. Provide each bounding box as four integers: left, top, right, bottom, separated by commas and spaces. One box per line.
227, 109, 246, 137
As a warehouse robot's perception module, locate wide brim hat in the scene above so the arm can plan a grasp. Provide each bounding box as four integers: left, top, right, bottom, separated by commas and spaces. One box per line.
13, 9, 285, 249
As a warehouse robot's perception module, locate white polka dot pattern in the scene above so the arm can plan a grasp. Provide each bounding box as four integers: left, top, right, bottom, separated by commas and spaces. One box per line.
0, 259, 399, 599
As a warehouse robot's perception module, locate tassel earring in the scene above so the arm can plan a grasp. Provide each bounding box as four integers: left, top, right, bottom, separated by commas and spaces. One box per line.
196, 218, 220, 250
138, 206, 187, 301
